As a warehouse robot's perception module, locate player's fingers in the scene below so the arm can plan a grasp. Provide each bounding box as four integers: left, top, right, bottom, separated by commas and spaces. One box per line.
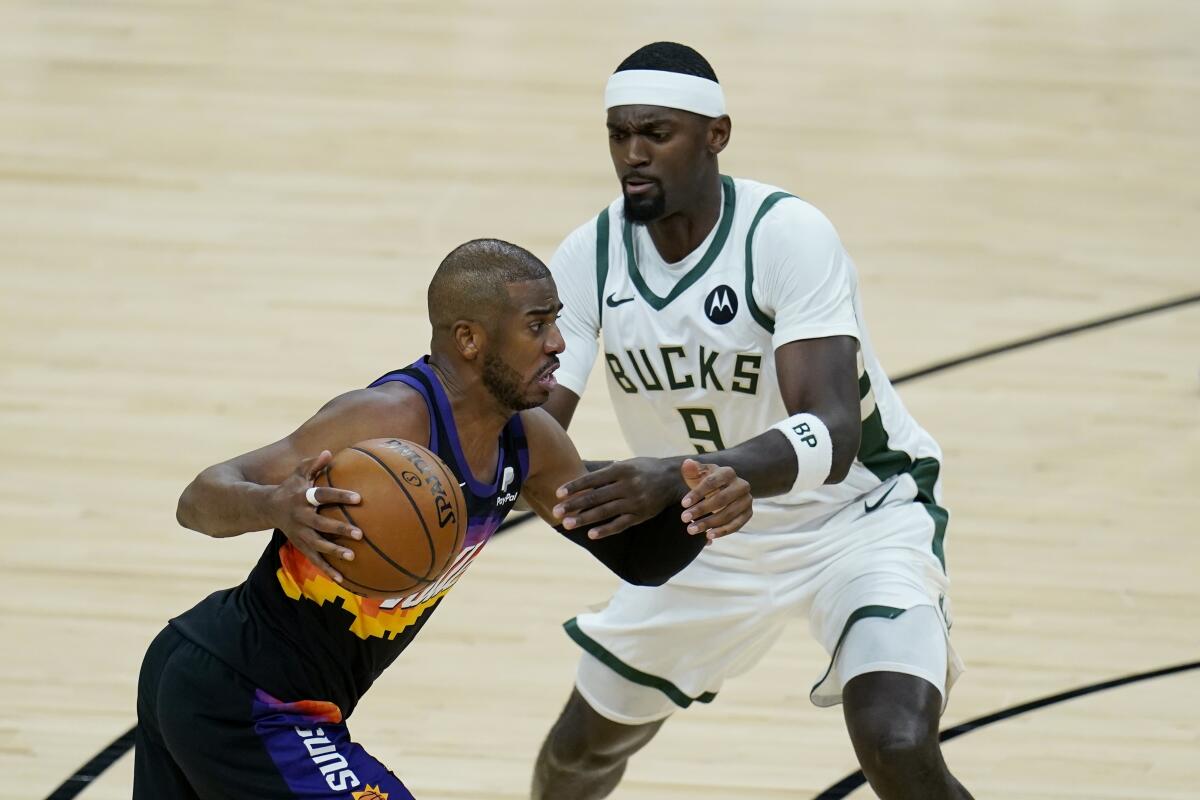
686, 494, 752, 534
560, 500, 635, 531
306, 510, 362, 540
300, 528, 356, 563
681, 480, 748, 523
702, 510, 754, 541
295, 542, 345, 583
305, 487, 362, 507
553, 484, 622, 517
587, 514, 639, 539
680, 464, 734, 509
555, 466, 619, 499
296, 450, 333, 479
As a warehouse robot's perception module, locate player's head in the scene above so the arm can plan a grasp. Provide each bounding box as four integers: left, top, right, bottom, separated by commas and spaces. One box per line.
428, 238, 563, 411
605, 42, 731, 223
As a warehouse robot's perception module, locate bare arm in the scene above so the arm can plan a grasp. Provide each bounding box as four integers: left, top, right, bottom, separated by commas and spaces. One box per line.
552, 335, 862, 538
519, 408, 752, 583
176, 384, 429, 582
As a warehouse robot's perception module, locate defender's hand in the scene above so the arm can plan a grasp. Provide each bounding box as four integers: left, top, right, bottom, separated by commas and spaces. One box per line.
269, 450, 363, 583
553, 457, 684, 539
678, 459, 753, 543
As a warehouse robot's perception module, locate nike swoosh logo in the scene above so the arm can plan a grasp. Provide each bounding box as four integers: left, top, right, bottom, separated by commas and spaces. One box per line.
864, 483, 897, 513
605, 293, 634, 308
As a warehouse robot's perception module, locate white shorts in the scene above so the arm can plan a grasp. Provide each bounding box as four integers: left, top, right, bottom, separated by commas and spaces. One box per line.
567, 474, 964, 725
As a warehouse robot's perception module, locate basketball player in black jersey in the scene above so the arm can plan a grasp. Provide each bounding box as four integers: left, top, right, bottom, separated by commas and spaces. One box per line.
133, 238, 753, 799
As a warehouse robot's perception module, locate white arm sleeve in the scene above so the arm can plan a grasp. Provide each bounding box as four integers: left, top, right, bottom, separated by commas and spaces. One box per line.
750, 198, 861, 350
548, 218, 602, 396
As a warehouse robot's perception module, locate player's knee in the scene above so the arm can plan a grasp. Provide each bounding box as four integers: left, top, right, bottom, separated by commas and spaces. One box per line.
855, 721, 941, 782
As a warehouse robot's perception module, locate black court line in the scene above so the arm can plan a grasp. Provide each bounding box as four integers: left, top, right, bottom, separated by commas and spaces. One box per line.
890, 291, 1200, 384
45, 728, 136, 800
43, 290, 1199, 800
812, 660, 1200, 799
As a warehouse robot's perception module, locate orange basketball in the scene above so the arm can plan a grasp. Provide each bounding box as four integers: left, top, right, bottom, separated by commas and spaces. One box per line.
315, 438, 467, 598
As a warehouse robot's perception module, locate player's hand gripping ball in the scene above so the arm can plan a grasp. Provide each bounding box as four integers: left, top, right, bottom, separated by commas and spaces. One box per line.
315, 438, 467, 598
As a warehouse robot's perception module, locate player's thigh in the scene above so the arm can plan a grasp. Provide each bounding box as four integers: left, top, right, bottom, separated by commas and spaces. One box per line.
155, 633, 413, 799
835, 604, 949, 704
798, 503, 959, 707
571, 556, 791, 722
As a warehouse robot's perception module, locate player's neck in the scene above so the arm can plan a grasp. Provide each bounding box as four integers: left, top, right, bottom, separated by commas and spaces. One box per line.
645, 174, 723, 264
427, 356, 511, 438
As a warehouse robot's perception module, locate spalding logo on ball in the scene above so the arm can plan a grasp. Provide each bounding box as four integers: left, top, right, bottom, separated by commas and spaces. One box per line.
315, 438, 467, 598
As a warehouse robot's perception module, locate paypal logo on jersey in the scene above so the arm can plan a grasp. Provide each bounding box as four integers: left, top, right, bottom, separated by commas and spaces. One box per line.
704, 285, 738, 325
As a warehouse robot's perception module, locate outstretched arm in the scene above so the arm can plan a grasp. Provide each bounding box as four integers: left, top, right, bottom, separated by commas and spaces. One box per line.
550, 335, 862, 538
519, 408, 752, 585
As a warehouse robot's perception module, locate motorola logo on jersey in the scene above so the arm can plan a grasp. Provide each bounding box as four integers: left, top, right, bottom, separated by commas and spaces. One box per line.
704, 285, 738, 325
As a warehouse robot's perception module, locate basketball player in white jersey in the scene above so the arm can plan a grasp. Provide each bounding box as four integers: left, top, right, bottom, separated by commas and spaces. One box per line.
530, 43, 974, 799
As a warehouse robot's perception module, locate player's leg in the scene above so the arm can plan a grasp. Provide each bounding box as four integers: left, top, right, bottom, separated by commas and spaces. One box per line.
802, 477, 971, 799
133, 626, 201, 799
837, 608, 973, 800
532, 544, 786, 800
531, 681, 668, 800
151, 626, 415, 799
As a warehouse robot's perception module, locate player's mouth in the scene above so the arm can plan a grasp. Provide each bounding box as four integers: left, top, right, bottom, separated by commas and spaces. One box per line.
623, 175, 658, 196
535, 360, 559, 389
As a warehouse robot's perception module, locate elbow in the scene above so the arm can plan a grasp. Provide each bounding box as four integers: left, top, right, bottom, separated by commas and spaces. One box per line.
621, 571, 671, 588
175, 488, 196, 531
175, 477, 207, 533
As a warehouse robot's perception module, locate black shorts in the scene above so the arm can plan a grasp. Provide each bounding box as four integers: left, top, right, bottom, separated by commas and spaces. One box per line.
134, 625, 415, 799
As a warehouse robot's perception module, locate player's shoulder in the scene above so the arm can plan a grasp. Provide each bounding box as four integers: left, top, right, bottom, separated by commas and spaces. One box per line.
319, 381, 430, 439
731, 176, 836, 232
730, 177, 842, 258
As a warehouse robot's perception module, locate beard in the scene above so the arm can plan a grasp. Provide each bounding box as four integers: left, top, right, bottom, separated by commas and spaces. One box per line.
623, 186, 667, 223
482, 351, 539, 411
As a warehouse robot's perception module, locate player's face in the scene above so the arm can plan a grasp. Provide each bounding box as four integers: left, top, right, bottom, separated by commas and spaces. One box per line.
607, 105, 720, 223
482, 278, 564, 411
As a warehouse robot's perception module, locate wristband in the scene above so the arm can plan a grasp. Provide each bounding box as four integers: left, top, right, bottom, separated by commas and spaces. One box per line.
769, 413, 833, 495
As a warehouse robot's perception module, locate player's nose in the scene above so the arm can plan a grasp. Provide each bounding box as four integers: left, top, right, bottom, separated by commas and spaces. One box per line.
624, 136, 650, 166
546, 323, 565, 354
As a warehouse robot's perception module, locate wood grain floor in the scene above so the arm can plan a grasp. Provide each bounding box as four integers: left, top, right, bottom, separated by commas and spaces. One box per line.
1, 2, 1197, 798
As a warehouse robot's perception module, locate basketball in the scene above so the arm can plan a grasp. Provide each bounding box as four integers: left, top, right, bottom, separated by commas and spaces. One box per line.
315, 438, 467, 598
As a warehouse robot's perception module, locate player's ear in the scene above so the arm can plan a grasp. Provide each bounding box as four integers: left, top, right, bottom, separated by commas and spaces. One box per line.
707, 115, 731, 155
453, 320, 485, 360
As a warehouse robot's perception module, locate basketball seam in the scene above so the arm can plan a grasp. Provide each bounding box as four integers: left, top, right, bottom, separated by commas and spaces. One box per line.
324, 458, 434, 583
351, 446, 439, 579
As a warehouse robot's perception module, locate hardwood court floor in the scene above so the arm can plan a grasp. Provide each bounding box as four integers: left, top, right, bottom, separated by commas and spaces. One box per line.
1, 2, 1197, 798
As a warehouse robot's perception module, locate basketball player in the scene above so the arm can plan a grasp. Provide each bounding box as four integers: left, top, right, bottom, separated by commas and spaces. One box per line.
133, 238, 753, 799
530, 43, 974, 799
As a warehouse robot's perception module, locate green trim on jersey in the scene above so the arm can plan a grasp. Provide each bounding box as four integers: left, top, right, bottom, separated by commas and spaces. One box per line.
622, 175, 737, 310
858, 372, 949, 571
595, 207, 610, 323
858, 370, 871, 399
564, 617, 718, 709
809, 604, 908, 699
744, 190, 797, 333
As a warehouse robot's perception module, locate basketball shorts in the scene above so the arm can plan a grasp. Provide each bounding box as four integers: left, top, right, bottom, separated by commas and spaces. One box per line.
134, 626, 415, 799
567, 475, 964, 724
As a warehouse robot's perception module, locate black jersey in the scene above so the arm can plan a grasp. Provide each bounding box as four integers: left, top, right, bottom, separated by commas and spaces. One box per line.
170, 357, 529, 718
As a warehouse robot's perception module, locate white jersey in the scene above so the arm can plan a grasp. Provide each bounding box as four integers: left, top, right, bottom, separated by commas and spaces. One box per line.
551, 176, 943, 534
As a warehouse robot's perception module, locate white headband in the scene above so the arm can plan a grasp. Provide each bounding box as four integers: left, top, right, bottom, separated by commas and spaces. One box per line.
604, 69, 726, 117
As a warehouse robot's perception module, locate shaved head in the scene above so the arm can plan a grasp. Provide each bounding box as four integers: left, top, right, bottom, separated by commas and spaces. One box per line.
427, 238, 551, 334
